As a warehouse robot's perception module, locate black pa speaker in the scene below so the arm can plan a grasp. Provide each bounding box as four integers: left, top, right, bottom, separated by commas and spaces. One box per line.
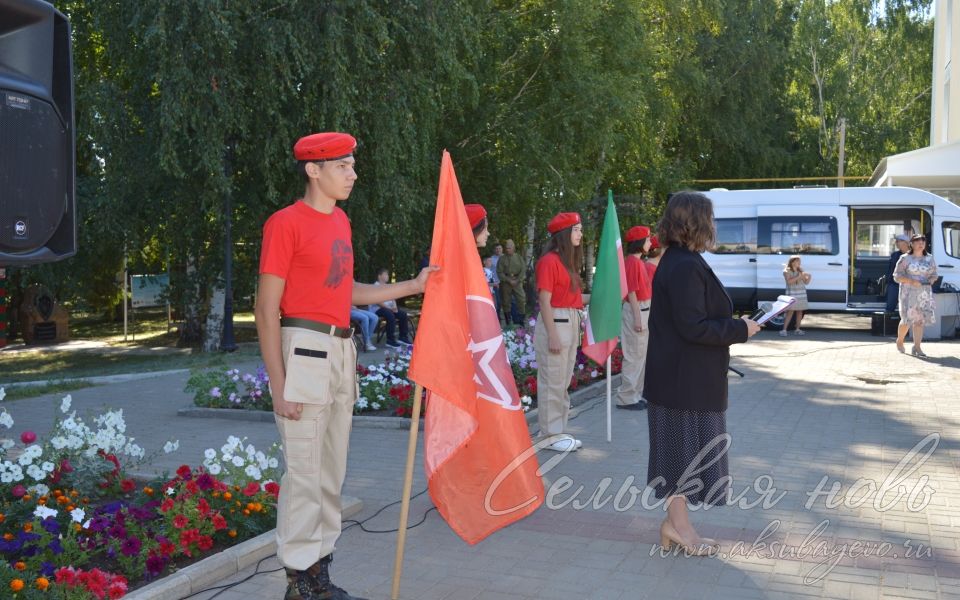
0, 0, 76, 265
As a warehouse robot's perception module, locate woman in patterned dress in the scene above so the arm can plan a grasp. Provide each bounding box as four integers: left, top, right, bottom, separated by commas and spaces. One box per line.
894, 234, 938, 357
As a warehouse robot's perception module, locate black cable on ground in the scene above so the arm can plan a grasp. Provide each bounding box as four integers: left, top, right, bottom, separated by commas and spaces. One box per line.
178, 487, 434, 600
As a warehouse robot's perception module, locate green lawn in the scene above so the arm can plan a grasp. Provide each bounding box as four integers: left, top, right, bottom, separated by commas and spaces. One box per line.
2, 309, 262, 386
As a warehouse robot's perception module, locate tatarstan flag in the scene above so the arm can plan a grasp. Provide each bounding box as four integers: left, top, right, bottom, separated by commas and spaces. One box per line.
407, 151, 544, 544
582, 190, 627, 364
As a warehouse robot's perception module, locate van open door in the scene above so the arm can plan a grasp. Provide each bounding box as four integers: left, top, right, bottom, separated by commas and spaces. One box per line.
755, 204, 848, 310
848, 207, 929, 309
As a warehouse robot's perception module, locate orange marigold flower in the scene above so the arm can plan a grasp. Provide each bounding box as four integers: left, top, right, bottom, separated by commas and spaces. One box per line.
242, 509, 250, 516
14, 561, 26, 570
223, 492, 232, 501
10, 579, 25, 592
3, 533, 14, 540
246, 503, 256, 511
35, 577, 49, 591
22, 494, 32, 502
0, 513, 5, 523
70, 490, 80, 497
144, 486, 154, 496
74, 523, 82, 533
22, 523, 32, 532
228, 530, 237, 538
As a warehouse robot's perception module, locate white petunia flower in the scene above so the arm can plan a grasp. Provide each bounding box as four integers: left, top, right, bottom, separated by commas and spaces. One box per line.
60, 395, 72, 413
232, 455, 244, 467
70, 508, 86, 523
166, 487, 175, 495
163, 440, 180, 454
208, 463, 222, 475
204, 448, 216, 460
34, 505, 58, 520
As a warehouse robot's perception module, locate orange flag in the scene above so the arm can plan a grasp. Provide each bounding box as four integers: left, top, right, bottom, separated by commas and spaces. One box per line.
408, 151, 544, 544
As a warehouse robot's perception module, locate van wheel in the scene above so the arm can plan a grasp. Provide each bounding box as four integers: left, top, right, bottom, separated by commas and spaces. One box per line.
768, 313, 785, 328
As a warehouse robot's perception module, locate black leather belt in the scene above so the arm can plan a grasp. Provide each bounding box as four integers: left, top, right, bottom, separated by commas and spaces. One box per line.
554, 318, 569, 323
281, 317, 354, 339
640, 307, 650, 311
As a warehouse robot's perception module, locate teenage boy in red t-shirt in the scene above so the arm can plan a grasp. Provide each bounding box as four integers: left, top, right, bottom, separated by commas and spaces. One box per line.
255, 132, 435, 600
617, 225, 653, 411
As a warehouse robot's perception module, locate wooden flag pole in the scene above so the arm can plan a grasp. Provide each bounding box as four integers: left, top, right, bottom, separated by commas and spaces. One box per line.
391, 382, 425, 600
606, 355, 612, 442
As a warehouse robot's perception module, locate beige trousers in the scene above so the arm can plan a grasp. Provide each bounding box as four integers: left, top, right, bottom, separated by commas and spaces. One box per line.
534, 307, 581, 443
616, 301, 650, 406
275, 327, 357, 570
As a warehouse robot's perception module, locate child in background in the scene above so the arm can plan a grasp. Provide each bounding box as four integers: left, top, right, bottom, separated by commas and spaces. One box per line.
781, 255, 811, 336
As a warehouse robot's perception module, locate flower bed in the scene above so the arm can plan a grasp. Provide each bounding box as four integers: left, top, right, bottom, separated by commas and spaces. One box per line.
186, 324, 622, 418
0, 389, 282, 598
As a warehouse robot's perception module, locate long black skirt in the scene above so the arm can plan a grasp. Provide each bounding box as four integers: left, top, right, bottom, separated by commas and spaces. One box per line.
646, 402, 730, 506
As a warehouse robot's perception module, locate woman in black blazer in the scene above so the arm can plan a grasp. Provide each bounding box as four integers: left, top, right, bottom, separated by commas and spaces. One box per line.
644, 192, 761, 556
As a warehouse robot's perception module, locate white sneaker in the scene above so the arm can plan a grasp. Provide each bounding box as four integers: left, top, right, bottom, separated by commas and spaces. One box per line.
365, 343, 377, 352
545, 438, 578, 452
795, 329, 805, 336
573, 438, 583, 449
779, 330, 788, 337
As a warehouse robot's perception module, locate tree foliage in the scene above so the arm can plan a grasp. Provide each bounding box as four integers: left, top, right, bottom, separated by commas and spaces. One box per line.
11, 0, 933, 348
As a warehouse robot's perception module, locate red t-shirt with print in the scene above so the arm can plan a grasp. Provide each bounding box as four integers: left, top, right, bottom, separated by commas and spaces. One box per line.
625, 255, 652, 301
259, 200, 354, 327
535, 252, 583, 309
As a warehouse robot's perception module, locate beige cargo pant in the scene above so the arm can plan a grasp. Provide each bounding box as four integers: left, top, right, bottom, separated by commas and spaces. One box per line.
274, 326, 357, 571
616, 300, 650, 406
534, 307, 581, 444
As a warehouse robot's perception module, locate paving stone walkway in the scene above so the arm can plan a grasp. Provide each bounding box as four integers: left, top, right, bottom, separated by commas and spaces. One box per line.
4, 316, 959, 599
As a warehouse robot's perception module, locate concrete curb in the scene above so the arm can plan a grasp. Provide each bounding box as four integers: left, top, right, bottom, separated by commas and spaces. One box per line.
177, 373, 623, 429
124, 496, 364, 600
4, 369, 190, 389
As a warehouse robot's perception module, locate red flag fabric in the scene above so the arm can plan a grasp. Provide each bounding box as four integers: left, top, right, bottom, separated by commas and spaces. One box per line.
408, 151, 544, 544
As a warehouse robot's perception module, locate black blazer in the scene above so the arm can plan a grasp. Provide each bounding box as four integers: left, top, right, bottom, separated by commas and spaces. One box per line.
643, 245, 749, 413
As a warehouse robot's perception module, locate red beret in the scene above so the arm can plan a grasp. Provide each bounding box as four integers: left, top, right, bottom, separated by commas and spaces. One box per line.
293, 132, 357, 161
464, 204, 487, 229
649, 235, 660, 250
547, 212, 581, 234
625, 225, 650, 243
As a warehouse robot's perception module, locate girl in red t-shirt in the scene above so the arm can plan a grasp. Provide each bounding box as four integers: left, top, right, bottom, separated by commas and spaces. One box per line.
534, 212, 587, 452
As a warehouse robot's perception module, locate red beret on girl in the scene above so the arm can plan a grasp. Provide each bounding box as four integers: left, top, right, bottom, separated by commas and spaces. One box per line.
547, 212, 581, 234
625, 225, 650, 242
464, 204, 487, 229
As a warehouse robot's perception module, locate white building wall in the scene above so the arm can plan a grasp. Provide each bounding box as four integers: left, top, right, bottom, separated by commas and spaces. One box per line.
932, 0, 960, 145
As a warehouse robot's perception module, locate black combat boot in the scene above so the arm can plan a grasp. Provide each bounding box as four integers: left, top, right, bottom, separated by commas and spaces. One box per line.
306, 555, 368, 600
284, 568, 319, 600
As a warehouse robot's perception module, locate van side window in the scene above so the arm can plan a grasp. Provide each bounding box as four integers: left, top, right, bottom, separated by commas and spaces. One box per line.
758, 217, 838, 255
944, 222, 960, 259
711, 218, 757, 254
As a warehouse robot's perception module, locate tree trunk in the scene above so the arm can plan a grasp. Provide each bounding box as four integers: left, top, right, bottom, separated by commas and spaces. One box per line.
203, 283, 225, 352
179, 257, 204, 346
